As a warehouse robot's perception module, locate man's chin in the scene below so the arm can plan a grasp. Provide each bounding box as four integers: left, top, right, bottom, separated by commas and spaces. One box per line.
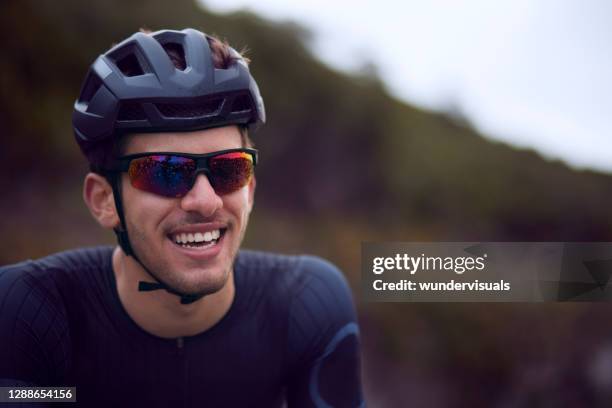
164, 269, 231, 299
177, 283, 225, 299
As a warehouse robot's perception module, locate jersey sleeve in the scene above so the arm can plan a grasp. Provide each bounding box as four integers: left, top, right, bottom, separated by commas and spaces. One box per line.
0, 262, 71, 386
285, 256, 365, 408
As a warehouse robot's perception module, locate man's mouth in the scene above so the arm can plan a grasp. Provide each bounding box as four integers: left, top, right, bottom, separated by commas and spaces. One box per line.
169, 228, 226, 249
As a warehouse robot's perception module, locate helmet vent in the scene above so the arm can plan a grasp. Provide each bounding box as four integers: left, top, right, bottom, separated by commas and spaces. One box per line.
79, 72, 102, 103
162, 43, 187, 71
116, 53, 145, 77
231, 94, 252, 113
118, 102, 147, 121
156, 98, 222, 118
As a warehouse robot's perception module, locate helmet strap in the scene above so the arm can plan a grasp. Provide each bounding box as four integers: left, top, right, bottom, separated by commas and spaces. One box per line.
109, 174, 204, 305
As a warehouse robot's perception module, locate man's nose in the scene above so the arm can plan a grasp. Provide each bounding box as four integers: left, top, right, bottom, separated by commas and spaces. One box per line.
179, 173, 223, 217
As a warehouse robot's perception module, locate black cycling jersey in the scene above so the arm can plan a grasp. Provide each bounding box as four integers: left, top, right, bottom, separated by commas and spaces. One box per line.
0, 247, 363, 407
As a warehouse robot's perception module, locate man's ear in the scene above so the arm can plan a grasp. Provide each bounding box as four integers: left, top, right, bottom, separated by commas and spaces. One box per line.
83, 173, 120, 229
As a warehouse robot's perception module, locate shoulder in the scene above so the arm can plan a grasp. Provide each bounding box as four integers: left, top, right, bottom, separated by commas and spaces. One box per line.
236, 249, 358, 343
1, 246, 113, 275
235, 250, 348, 289
0, 246, 113, 299
0, 257, 60, 310
287, 255, 357, 337
0, 246, 114, 327
22, 246, 114, 273
0, 259, 65, 374
294, 255, 353, 302
235, 250, 353, 307
255, 253, 363, 406
0, 246, 112, 383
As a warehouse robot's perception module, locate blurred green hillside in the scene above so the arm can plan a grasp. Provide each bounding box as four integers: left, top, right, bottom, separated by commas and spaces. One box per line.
2, 0, 612, 406
3, 0, 611, 243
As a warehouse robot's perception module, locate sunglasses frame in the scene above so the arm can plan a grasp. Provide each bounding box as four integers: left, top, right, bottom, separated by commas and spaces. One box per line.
116, 147, 258, 196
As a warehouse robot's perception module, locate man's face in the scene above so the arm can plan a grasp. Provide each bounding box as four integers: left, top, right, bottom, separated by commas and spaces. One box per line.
119, 126, 255, 297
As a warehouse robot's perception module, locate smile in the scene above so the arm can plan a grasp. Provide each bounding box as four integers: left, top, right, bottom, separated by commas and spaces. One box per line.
169, 229, 225, 249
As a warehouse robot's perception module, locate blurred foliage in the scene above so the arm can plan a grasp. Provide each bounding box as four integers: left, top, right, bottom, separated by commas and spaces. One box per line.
2, 0, 612, 406
3, 0, 611, 241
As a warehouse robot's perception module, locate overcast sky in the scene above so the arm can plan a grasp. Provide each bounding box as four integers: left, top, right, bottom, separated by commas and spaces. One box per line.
202, 0, 612, 173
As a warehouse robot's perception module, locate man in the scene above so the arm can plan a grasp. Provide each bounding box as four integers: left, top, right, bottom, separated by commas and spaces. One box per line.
0, 28, 364, 407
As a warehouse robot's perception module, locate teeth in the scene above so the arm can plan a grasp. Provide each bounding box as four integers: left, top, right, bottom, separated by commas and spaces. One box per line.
172, 229, 222, 245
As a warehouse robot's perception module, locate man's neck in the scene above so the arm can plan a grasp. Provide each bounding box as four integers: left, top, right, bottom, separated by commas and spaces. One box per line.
111, 247, 235, 339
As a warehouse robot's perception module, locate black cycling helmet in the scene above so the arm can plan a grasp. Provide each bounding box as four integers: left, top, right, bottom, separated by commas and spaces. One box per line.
72, 28, 265, 304
73, 28, 265, 168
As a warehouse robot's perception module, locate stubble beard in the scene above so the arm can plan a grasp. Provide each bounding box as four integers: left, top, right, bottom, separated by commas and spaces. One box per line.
127, 218, 249, 298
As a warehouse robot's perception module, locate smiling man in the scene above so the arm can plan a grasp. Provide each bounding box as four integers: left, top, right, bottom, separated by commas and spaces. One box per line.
0, 28, 364, 407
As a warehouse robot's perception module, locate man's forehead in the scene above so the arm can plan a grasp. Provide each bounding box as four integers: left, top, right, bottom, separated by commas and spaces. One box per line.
122, 126, 243, 155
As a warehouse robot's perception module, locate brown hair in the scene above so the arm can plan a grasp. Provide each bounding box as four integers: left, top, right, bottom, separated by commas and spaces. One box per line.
138, 28, 251, 70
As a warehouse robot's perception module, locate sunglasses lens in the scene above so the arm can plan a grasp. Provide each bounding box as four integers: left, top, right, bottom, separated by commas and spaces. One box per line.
209, 152, 254, 195
128, 155, 195, 197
